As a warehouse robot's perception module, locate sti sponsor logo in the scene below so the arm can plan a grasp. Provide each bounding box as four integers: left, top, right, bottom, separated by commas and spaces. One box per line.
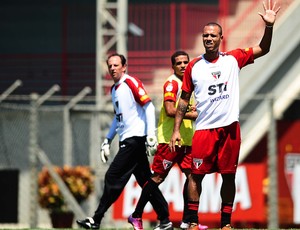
208, 82, 229, 103
208, 82, 228, 95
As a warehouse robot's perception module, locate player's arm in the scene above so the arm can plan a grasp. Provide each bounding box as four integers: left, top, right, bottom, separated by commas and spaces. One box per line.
143, 101, 156, 136
106, 116, 117, 141
252, 1, 280, 59
175, 90, 192, 129
165, 100, 197, 121
169, 90, 191, 152
164, 100, 176, 117
184, 104, 198, 120
143, 101, 158, 156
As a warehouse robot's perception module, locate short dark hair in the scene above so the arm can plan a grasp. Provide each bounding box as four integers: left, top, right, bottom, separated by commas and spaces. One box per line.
205, 22, 223, 35
106, 53, 127, 66
171, 51, 189, 65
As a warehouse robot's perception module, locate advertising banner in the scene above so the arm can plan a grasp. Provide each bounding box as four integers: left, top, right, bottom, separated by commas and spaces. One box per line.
113, 163, 266, 223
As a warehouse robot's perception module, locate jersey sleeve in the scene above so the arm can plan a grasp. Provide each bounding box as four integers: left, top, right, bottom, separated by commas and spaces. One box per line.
182, 58, 199, 94
163, 79, 179, 102
124, 76, 151, 106
227, 48, 254, 69
106, 116, 117, 140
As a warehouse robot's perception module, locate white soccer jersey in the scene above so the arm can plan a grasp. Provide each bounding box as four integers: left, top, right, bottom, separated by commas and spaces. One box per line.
182, 48, 254, 130
110, 74, 152, 141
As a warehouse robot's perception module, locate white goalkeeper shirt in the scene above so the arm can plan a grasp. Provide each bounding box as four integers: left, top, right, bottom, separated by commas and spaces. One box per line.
182, 48, 254, 130
108, 74, 154, 141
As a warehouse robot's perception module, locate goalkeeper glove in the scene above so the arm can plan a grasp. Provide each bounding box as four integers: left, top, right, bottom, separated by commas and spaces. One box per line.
145, 135, 158, 156
100, 138, 111, 163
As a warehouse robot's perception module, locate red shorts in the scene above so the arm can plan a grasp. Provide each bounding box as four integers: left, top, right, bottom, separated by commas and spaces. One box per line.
191, 121, 241, 174
152, 143, 192, 177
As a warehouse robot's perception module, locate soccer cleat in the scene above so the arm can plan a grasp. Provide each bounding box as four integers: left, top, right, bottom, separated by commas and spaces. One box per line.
76, 217, 100, 229
198, 224, 208, 230
153, 221, 173, 230
221, 224, 233, 230
128, 214, 143, 230
180, 222, 208, 230
180, 222, 189, 229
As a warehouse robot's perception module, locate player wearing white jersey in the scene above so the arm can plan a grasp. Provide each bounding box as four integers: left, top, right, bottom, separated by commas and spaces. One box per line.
185, 49, 252, 130
170, 1, 280, 230
77, 53, 170, 230
110, 73, 155, 141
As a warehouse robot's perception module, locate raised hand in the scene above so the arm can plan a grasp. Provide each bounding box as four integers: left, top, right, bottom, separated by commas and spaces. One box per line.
258, 0, 281, 26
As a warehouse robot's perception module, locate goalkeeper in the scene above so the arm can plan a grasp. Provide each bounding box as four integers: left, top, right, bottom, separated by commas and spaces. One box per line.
77, 53, 170, 229
129, 51, 206, 230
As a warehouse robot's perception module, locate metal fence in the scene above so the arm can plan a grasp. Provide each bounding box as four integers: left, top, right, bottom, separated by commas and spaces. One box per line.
0, 87, 119, 228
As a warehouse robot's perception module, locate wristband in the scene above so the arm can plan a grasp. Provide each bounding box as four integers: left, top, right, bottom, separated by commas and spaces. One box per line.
266, 25, 273, 28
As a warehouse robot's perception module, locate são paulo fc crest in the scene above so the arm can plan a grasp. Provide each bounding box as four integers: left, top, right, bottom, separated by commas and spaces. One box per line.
193, 158, 203, 169
163, 159, 172, 170
211, 71, 221, 79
